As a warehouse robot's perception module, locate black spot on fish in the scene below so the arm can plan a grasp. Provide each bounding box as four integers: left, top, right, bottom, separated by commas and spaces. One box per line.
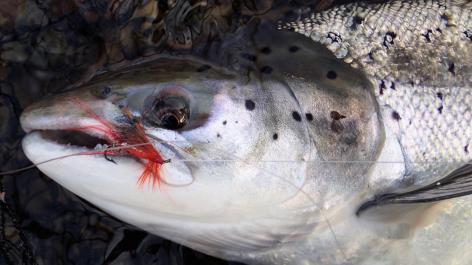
465, 144, 469, 154
422, 29, 433, 42
392, 111, 401, 121
329, 111, 346, 133
350, 15, 364, 31
260, 66, 273, 74
260, 47, 271, 54
326, 70, 337, 80
245, 99, 256, 111
390, 82, 396, 90
327, 32, 342, 43
437, 105, 443, 114
272, 133, 278, 140
289, 46, 299, 53
330, 111, 346, 120
368, 52, 374, 61
440, 14, 450, 27
383, 32, 396, 49
379, 80, 386, 95
240, 53, 257, 62
197, 65, 211, 72
217, 133, 221, 138
292, 111, 302, 122
464, 30, 472, 41
285, 26, 295, 32
222, 120, 227, 125
232, 86, 237, 90
305, 113, 313, 121
437, 92, 444, 100
448, 63, 455, 75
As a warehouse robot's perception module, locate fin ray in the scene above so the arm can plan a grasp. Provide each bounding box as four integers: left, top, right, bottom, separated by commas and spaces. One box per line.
357, 164, 472, 215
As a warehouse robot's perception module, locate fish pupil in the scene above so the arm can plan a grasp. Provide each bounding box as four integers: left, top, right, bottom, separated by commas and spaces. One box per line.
159, 111, 186, 130
146, 96, 189, 130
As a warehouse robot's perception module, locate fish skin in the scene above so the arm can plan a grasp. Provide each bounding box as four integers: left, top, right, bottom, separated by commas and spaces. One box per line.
280, 0, 472, 86
264, 1, 472, 263
280, 0, 472, 187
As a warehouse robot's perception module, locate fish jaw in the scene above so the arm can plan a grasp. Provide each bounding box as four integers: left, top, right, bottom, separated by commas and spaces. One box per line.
18, 89, 225, 216
20, 130, 235, 252
21, 129, 208, 216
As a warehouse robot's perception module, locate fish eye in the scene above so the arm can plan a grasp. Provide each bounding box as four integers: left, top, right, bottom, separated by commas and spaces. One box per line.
145, 96, 190, 130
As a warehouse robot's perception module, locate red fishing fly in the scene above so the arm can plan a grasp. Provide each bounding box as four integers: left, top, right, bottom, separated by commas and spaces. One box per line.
71, 99, 167, 188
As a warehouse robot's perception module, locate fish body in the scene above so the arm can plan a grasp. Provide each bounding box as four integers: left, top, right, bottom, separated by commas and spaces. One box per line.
18, 0, 472, 265
280, 0, 472, 197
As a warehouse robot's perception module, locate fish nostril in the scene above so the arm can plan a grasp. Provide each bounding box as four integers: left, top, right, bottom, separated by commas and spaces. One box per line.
100, 86, 112, 98
92, 86, 112, 99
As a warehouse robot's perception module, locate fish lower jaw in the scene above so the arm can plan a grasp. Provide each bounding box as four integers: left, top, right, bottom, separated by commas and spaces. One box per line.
22, 130, 133, 166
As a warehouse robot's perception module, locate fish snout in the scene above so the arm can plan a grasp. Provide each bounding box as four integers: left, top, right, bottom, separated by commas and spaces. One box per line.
20, 90, 121, 141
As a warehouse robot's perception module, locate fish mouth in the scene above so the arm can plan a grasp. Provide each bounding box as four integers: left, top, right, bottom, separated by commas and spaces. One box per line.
19, 97, 124, 156
37, 130, 110, 150
20, 107, 194, 188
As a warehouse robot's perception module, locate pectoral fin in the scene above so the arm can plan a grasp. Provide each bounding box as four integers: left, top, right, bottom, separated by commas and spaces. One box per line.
357, 164, 472, 215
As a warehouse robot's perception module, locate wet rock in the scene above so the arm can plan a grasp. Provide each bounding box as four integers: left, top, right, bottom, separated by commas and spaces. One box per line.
1, 42, 29, 63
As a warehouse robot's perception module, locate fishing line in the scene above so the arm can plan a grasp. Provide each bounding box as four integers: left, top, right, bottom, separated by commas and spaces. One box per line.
0, 141, 198, 188
122, 159, 471, 164
0, 142, 153, 176
2, 146, 468, 176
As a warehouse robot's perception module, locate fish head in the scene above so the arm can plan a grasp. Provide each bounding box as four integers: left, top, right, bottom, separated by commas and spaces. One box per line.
20, 56, 318, 257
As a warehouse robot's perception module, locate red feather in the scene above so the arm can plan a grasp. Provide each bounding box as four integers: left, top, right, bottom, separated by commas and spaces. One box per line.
71, 99, 166, 188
